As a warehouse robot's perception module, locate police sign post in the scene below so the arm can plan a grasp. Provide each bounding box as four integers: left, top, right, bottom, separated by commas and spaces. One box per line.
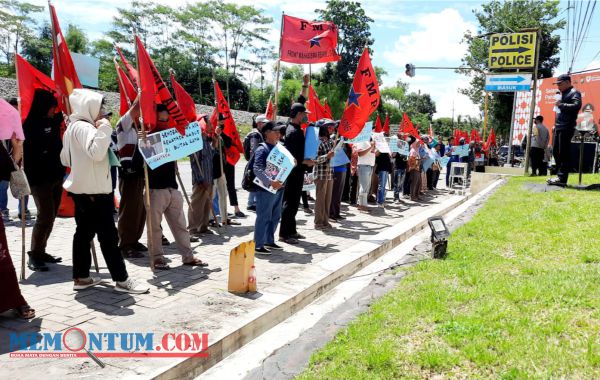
488, 32, 536, 69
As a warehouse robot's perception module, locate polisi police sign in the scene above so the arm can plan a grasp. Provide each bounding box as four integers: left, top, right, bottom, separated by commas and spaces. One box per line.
488, 32, 536, 69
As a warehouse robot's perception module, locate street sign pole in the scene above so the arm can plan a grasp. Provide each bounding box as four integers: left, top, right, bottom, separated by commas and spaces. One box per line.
523, 29, 541, 174
507, 94, 518, 166
483, 91, 489, 140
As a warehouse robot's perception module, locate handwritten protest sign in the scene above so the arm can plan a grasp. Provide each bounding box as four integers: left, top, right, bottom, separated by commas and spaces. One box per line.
304, 125, 319, 160
372, 132, 390, 154
253, 143, 296, 194
453, 144, 469, 158
389, 136, 409, 156
345, 121, 372, 144
439, 156, 450, 168
139, 122, 203, 170
303, 172, 316, 191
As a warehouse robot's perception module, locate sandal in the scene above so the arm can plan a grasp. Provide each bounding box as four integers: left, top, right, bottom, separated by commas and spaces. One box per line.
121, 247, 144, 259
17, 304, 35, 319
153, 259, 171, 270
183, 258, 209, 267
226, 219, 241, 226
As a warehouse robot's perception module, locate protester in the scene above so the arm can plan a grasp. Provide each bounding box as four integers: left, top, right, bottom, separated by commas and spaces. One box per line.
143, 104, 208, 269
6, 98, 32, 223
218, 115, 245, 218
529, 115, 550, 176
22, 90, 65, 271
253, 121, 286, 254
60, 89, 148, 292
392, 134, 408, 202
330, 135, 350, 220
445, 136, 457, 187
549, 74, 582, 185
211, 119, 231, 226
408, 139, 423, 201
243, 114, 267, 211
356, 139, 376, 212
279, 74, 312, 245
403, 136, 417, 198
188, 115, 215, 237
0, 138, 35, 318
313, 120, 335, 229
432, 144, 442, 188
348, 145, 359, 205
375, 139, 392, 207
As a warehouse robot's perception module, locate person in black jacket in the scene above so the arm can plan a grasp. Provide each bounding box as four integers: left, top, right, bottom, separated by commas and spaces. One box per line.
279, 74, 311, 245
549, 74, 582, 185
23, 90, 65, 271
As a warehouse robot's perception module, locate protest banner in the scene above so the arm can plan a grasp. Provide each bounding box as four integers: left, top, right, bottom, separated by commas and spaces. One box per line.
253, 143, 296, 194
453, 144, 469, 157
331, 147, 350, 167
439, 156, 451, 168
303, 172, 316, 191
345, 121, 372, 144
372, 132, 390, 154
304, 125, 319, 159
139, 122, 203, 170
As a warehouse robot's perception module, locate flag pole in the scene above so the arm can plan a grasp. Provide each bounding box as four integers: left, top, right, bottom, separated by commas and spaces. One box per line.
14, 55, 26, 280
272, 11, 284, 121
134, 36, 155, 272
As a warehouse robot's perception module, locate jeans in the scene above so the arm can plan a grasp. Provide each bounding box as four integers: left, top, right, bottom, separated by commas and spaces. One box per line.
247, 191, 257, 207
357, 165, 373, 206
254, 189, 284, 248
377, 171, 388, 204
71, 193, 128, 282
393, 169, 405, 200
0, 180, 8, 211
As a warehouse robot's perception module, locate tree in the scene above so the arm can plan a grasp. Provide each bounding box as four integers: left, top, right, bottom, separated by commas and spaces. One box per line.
65, 24, 88, 54
459, 0, 564, 135
381, 80, 408, 109
91, 39, 118, 91
316, 0, 374, 86
20, 23, 53, 75
0, 0, 43, 75
403, 92, 436, 120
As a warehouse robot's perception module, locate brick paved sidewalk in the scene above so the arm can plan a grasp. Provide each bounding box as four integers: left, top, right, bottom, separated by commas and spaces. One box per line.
0, 162, 452, 378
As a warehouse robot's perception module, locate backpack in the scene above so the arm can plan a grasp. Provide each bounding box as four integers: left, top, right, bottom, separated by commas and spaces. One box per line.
243, 130, 262, 161
242, 142, 268, 192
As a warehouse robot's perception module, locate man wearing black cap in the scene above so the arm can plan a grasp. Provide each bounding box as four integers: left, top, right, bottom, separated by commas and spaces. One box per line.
548, 74, 582, 185
279, 74, 311, 245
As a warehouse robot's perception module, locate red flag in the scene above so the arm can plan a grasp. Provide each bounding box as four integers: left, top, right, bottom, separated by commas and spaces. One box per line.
280, 15, 341, 64
374, 114, 383, 133
307, 85, 331, 123
400, 113, 422, 143
323, 99, 333, 119
136, 36, 187, 135
383, 113, 390, 135
339, 48, 380, 139
265, 96, 275, 120
49, 4, 81, 113
214, 81, 243, 165
169, 71, 197, 123
114, 59, 137, 116
115, 44, 139, 88
15, 54, 57, 122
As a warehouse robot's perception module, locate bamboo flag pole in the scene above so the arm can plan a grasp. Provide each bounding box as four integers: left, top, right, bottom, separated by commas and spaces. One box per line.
14, 55, 26, 280
272, 11, 285, 121
134, 36, 155, 272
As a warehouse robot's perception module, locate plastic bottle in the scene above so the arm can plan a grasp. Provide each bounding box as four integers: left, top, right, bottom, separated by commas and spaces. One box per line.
248, 265, 257, 292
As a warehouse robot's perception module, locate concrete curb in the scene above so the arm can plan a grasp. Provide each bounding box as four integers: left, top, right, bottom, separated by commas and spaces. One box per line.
152, 180, 505, 380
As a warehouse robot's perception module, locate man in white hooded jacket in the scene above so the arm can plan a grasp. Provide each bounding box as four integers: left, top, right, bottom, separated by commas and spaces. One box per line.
60, 89, 148, 294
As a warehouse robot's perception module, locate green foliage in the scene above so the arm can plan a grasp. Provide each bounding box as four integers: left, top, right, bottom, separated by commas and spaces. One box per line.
0, 0, 43, 75
20, 23, 52, 76
65, 24, 88, 54
316, 0, 374, 86
91, 39, 117, 91
459, 0, 564, 136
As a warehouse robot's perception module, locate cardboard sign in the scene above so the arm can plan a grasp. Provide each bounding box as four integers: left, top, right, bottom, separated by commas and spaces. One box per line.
139, 122, 203, 170
253, 143, 296, 194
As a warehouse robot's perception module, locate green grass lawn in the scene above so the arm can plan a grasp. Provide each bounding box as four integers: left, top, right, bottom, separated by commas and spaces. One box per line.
298, 174, 600, 379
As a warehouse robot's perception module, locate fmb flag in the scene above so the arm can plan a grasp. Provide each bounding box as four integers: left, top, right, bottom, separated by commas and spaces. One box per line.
400, 113, 422, 143
280, 15, 341, 64
339, 48, 380, 139
213, 81, 243, 165
169, 70, 197, 123
114, 58, 137, 116
15, 54, 57, 122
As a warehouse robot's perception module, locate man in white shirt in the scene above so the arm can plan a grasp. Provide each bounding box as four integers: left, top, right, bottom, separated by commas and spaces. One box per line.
355, 139, 376, 212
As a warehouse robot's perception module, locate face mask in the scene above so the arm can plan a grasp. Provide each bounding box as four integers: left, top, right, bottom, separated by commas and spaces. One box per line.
302, 114, 308, 124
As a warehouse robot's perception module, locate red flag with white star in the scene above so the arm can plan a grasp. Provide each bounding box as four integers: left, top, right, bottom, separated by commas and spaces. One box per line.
400, 113, 422, 143
339, 48, 380, 139
280, 15, 341, 64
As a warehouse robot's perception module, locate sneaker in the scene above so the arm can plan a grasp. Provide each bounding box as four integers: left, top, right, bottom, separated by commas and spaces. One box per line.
279, 237, 299, 245
291, 233, 306, 239
38, 252, 62, 263
234, 211, 246, 218
74, 276, 103, 290
161, 236, 170, 246
115, 278, 150, 294
265, 243, 284, 250
27, 256, 48, 272
246, 205, 256, 211
255, 247, 272, 255
303, 207, 313, 215
190, 235, 200, 243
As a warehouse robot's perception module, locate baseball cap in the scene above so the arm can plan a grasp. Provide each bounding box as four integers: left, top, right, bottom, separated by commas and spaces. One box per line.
290, 102, 310, 117
553, 74, 571, 84
261, 121, 286, 133
255, 115, 268, 124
